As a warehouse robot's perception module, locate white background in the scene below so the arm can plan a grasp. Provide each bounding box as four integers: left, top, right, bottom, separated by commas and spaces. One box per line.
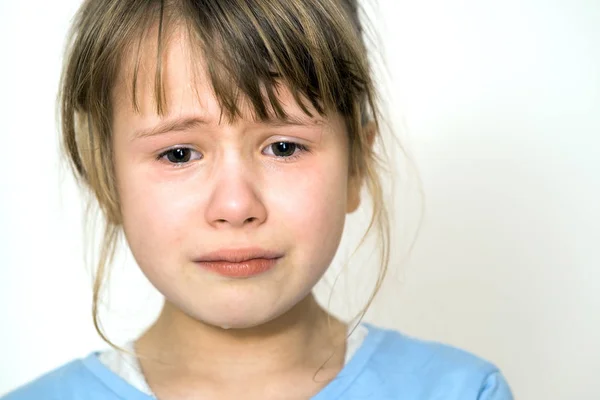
1, 1, 599, 399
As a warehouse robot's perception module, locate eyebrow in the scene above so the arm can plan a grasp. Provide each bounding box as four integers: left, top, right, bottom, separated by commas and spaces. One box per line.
132, 117, 208, 140
131, 114, 322, 141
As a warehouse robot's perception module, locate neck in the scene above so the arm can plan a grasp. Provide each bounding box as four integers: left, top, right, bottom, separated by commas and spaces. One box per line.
135, 293, 347, 381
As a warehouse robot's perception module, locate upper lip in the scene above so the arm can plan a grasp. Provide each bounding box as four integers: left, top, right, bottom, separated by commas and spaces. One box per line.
195, 248, 283, 263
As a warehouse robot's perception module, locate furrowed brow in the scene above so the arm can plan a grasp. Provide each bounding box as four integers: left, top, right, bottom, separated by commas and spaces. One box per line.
264, 114, 323, 127
131, 114, 321, 141
132, 117, 208, 140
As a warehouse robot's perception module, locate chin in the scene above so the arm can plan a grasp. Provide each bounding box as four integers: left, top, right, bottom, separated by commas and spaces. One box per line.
161, 272, 311, 331
198, 308, 282, 331
177, 294, 289, 331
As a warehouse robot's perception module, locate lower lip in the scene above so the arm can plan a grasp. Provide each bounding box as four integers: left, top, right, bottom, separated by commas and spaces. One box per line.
197, 258, 279, 278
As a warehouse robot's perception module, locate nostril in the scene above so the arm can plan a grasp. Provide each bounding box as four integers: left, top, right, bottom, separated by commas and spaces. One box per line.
244, 217, 257, 224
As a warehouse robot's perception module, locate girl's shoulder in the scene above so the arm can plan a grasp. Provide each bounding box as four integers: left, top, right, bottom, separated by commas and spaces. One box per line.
0, 353, 148, 400
364, 323, 499, 372
1, 359, 88, 400
337, 323, 513, 399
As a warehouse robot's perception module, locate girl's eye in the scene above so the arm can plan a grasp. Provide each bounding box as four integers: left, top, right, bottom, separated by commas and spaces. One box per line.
263, 142, 308, 159
157, 147, 202, 165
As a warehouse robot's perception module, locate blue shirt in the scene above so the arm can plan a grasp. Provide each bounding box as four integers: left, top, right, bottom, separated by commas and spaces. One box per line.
2, 325, 513, 399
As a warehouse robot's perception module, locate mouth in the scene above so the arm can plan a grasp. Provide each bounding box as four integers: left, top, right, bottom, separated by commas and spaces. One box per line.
194, 248, 283, 278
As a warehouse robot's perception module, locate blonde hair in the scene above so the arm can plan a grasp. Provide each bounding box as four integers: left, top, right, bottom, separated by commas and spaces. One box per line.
59, 0, 391, 347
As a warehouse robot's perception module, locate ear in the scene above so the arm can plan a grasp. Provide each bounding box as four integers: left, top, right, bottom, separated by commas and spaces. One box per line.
346, 120, 377, 214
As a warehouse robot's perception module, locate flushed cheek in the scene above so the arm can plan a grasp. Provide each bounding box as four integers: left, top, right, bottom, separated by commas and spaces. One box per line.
269, 164, 348, 266
119, 173, 200, 276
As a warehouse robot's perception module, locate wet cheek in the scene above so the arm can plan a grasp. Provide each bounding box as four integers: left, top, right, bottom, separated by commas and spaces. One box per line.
118, 174, 196, 273
272, 166, 348, 250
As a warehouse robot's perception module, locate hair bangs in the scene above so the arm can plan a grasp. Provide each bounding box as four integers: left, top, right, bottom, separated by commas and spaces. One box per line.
126, 0, 369, 124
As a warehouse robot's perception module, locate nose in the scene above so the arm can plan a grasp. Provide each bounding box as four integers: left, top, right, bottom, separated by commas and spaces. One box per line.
205, 160, 267, 229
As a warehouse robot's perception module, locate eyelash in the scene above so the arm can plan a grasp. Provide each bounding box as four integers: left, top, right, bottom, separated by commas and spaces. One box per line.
262, 142, 310, 162
156, 142, 310, 166
156, 146, 202, 167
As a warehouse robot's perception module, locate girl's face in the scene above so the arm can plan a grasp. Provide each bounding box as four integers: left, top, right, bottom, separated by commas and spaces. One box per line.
112, 34, 358, 329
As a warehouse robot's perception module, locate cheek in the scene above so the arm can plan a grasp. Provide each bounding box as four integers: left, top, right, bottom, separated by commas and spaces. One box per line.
269, 158, 349, 257
116, 161, 199, 273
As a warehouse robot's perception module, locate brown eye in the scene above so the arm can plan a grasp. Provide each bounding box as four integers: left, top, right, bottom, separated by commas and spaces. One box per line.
168, 148, 190, 163
158, 147, 202, 165
271, 142, 296, 157
262, 141, 309, 161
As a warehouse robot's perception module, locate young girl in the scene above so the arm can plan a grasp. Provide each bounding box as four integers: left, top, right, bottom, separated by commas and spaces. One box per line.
3, 0, 513, 399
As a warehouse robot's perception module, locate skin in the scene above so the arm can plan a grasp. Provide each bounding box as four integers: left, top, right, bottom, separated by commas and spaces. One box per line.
111, 28, 366, 399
